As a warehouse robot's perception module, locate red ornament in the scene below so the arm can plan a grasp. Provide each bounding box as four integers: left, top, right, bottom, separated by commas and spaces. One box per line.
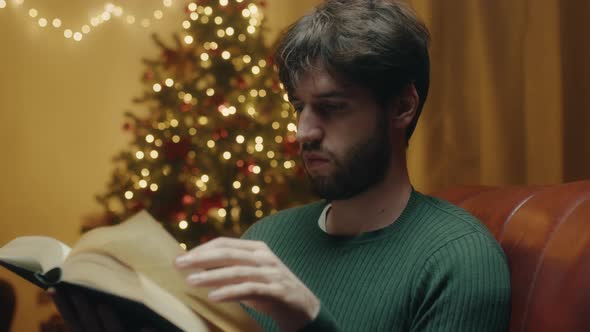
180, 103, 192, 112
163, 137, 191, 160
143, 70, 154, 82
182, 194, 196, 206
123, 122, 133, 131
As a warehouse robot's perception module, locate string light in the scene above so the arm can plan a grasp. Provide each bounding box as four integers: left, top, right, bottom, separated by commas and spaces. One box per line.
124, 191, 134, 199
233, 181, 241, 189
7, 1, 177, 42
179, 220, 189, 230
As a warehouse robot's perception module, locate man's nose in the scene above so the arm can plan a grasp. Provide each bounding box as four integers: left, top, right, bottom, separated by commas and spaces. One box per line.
295, 108, 323, 145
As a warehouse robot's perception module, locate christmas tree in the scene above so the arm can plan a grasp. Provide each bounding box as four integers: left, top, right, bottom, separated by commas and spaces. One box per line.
90, 0, 313, 248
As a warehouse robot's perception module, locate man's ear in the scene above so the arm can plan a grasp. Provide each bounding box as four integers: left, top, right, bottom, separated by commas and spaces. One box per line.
390, 83, 419, 129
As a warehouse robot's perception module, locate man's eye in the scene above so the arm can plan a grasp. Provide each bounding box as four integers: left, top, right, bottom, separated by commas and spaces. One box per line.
319, 103, 344, 113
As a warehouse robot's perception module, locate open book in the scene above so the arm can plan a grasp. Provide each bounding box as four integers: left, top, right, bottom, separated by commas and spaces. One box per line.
0, 210, 260, 332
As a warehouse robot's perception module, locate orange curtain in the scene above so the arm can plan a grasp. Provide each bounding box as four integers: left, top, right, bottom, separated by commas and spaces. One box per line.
406, 0, 590, 192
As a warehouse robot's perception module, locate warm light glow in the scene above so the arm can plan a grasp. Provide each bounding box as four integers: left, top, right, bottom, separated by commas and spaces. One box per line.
255, 144, 264, 152
0, 1, 6, 9
250, 89, 258, 97
252, 186, 260, 194
201, 174, 210, 182
172, 135, 181, 143
287, 123, 297, 132
190, 12, 198, 20
267, 151, 275, 159
82, 25, 91, 34
219, 0, 228, 6
73, 32, 83, 41
247, 25, 256, 34
207, 140, 215, 148
64, 29, 73, 38
125, 191, 134, 199
204, 6, 213, 15
182, 20, 191, 29
214, 16, 223, 25
251, 66, 260, 75
153, 83, 162, 92
225, 27, 234, 36
238, 34, 246, 42
180, 243, 187, 250
223, 151, 232, 160
139, 180, 148, 188
163, 0, 173, 7
198, 116, 209, 125
218, 208, 227, 218
258, 59, 267, 67
217, 29, 225, 38
165, 78, 174, 87
146, 134, 155, 143
29, 8, 38, 17
183, 93, 193, 103
275, 136, 283, 143
256, 210, 263, 218
233, 181, 241, 189
252, 166, 261, 174
184, 35, 194, 44
52, 18, 62, 28
150, 150, 159, 159
255, 136, 263, 144
150, 184, 159, 191
272, 122, 280, 130
136, 151, 145, 159
284, 161, 294, 169
242, 9, 250, 17
188, 3, 197, 11
189, 128, 197, 135
102, 12, 111, 21
126, 15, 135, 24
221, 51, 231, 60
236, 135, 245, 144
141, 168, 150, 176
259, 89, 267, 97
170, 119, 179, 127
154, 10, 163, 20
243, 55, 251, 63
179, 220, 189, 230
206, 88, 215, 96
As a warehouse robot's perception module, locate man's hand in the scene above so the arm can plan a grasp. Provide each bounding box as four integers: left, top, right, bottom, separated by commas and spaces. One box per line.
175, 237, 320, 332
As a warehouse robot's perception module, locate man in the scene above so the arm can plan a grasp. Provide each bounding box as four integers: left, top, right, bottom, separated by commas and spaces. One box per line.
54, 0, 511, 331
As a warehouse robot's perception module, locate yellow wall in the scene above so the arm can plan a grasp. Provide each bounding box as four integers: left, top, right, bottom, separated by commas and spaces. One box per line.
0, 1, 319, 331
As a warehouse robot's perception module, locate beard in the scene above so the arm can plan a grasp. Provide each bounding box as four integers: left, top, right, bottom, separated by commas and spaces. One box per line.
301, 116, 392, 201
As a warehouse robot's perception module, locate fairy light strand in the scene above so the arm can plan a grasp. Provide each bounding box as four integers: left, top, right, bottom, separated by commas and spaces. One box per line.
3, 0, 176, 42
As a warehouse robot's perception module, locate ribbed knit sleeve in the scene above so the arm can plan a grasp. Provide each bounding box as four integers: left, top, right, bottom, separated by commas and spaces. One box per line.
410, 232, 511, 332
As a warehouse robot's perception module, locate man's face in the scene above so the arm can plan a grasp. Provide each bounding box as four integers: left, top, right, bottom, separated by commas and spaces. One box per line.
290, 67, 392, 200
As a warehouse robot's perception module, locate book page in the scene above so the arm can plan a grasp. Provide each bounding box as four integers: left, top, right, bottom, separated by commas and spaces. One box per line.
62, 252, 210, 332
0, 236, 70, 273
67, 210, 260, 332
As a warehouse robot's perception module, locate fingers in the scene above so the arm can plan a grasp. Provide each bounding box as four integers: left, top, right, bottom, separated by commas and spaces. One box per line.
176, 247, 273, 270
208, 281, 285, 302
186, 265, 278, 287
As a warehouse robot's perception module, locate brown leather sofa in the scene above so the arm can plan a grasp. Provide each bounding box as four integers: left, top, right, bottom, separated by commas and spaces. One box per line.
434, 180, 590, 332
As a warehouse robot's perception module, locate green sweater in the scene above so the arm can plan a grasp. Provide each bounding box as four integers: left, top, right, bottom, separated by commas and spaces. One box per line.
242, 190, 511, 331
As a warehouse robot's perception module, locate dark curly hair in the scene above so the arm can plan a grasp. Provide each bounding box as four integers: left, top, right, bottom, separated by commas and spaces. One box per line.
274, 0, 430, 141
